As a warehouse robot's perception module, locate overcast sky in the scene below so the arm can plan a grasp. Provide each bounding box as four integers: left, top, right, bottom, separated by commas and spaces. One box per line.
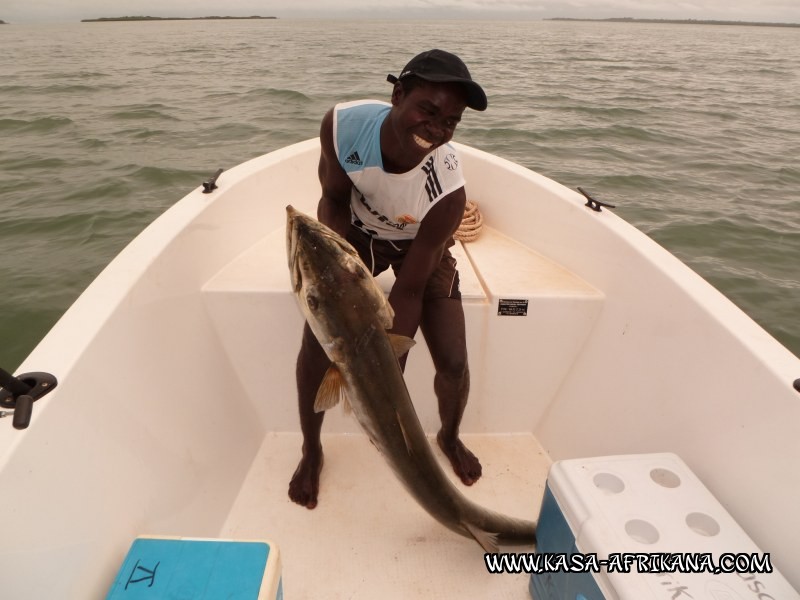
3, 0, 800, 25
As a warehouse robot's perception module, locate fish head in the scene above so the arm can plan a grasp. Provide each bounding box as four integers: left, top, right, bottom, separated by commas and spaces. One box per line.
286, 206, 394, 360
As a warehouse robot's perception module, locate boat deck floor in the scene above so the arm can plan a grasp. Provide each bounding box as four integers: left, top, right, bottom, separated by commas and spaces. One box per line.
222, 432, 549, 599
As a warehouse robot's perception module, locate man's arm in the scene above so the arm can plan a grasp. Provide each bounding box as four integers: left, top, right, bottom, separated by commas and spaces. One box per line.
317, 107, 353, 236
388, 187, 467, 339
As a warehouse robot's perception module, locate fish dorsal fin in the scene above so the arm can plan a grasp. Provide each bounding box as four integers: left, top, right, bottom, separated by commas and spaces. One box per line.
388, 334, 416, 359
314, 365, 347, 413
462, 522, 499, 554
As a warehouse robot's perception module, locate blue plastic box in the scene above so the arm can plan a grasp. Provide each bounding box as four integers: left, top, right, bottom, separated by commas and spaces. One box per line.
107, 537, 283, 599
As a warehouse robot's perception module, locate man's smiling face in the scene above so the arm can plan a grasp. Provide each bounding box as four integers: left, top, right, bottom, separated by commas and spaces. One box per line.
383, 79, 467, 172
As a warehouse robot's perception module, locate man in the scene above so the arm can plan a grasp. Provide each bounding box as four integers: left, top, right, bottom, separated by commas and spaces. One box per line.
289, 49, 488, 509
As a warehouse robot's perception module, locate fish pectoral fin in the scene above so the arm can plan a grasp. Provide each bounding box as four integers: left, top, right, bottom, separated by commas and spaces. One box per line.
314, 365, 347, 413
388, 334, 416, 358
463, 522, 499, 554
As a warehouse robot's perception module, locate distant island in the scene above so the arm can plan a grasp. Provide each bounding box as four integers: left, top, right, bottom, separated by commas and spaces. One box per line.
0, 19, 8, 24
82, 16, 277, 23
547, 17, 800, 28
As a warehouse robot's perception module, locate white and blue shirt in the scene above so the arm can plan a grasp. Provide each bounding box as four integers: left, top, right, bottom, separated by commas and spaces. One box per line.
333, 100, 466, 241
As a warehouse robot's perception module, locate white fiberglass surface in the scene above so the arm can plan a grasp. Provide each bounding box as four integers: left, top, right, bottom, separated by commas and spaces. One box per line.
222, 432, 549, 599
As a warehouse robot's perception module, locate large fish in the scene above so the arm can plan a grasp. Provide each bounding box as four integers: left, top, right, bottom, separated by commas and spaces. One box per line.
286, 205, 536, 552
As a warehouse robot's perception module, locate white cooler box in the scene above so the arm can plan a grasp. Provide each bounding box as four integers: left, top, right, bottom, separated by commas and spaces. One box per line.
529, 452, 798, 600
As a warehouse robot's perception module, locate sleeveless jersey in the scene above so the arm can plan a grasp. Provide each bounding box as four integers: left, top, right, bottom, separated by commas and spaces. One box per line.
333, 100, 466, 241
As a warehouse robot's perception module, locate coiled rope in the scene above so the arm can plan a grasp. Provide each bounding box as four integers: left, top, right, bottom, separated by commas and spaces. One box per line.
454, 200, 483, 242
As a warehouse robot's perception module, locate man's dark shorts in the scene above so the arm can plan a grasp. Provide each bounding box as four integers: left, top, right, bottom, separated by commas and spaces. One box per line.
346, 226, 462, 300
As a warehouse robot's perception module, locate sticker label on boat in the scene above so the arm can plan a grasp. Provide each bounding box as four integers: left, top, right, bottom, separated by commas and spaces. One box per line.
497, 299, 528, 316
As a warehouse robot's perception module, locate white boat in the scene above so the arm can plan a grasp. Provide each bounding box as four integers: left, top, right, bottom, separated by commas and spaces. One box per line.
1, 138, 798, 599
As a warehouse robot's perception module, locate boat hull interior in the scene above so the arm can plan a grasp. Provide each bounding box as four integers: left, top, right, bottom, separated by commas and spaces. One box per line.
2, 139, 798, 597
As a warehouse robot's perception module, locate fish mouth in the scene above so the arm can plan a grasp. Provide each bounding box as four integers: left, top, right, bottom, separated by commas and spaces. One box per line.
286, 205, 366, 293
286, 205, 302, 291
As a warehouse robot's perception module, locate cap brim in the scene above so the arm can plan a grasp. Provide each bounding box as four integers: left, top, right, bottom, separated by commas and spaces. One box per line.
418, 74, 487, 111
462, 81, 488, 112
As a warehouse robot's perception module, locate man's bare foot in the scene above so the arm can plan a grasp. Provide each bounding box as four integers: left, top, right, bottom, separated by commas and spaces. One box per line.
288, 447, 324, 508
437, 431, 482, 485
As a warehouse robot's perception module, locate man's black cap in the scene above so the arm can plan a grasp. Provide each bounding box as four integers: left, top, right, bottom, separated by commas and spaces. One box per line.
387, 49, 487, 111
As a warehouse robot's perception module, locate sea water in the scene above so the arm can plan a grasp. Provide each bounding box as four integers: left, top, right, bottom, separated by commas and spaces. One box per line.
1, 19, 799, 368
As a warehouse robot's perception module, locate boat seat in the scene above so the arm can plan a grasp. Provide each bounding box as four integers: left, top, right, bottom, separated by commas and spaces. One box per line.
201, 224, 604, 434
454, 226, 605, 432
201, 226, 487, 301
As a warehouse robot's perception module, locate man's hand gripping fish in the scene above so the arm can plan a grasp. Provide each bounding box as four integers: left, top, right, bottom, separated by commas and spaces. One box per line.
286, 205, 536, 552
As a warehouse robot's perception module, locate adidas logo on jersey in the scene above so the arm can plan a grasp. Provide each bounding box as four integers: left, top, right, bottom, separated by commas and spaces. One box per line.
345, 151, 363, 166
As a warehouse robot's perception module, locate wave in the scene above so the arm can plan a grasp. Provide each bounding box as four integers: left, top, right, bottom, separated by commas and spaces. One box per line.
38, 83, 123, 94
0, 156, 70, 171
0, 85, 31, 95
0, 116, 74, 133
108, 104, 180, 121
79, 138, 110, 149
110, 165, 205, 189
241, 87, 313, 103
560, 105, 649, 118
